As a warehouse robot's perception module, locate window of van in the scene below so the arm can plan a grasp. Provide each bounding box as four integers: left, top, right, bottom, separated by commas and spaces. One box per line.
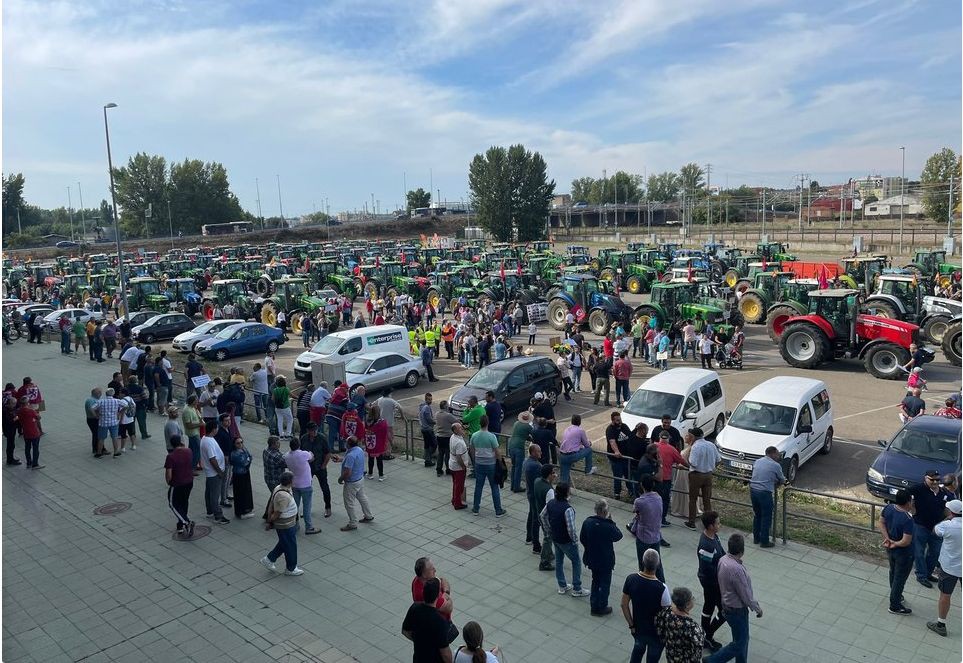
683, 393, 700, 416
700, 380, 722, 406
728, 401, 796, 435
810, 390, 831, 419
339, 337, 363, 355
311, 335, 343, 354
798, 405, 813, 430
624, 390, 683, 419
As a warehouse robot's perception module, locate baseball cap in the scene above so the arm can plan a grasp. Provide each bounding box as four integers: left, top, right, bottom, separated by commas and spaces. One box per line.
947, 500, 962, 515
925, 469, 941, 478
533, 392, 544, 400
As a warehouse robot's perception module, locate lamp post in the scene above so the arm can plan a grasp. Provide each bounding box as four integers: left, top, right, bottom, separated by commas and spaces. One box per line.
103, 103, 130, 319
898, 146, 905, 255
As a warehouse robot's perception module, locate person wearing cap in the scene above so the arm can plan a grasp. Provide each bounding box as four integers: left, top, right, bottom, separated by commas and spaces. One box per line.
878, 489, 915, 614
927, 499, 962, 636
508, 411, 535, 492
910, 470, 954, 588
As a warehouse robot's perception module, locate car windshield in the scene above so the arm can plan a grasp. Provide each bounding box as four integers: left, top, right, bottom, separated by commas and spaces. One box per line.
345, 357, 372, 374
215, 326, 242, 339
193, 321, 217, 334
466, 366, 511, 390
624, 389, 683, 419
728, 401, 797, 435
138, 281, 160, 294
889, 428, 959, 463
311, 335, 343, 354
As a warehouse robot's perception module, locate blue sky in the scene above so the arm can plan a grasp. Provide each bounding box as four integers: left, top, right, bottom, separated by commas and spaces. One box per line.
3, 0, 960, 216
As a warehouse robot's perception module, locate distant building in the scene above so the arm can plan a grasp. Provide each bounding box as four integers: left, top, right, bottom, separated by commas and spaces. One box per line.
863, 193, 923, 217
852, 176, 905, 202
552, 194, 572, 208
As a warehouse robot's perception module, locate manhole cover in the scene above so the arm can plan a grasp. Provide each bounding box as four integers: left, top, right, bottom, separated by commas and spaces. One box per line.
451, 535, 483, 550
172, 524, 211, 541
93, 502, 132, 516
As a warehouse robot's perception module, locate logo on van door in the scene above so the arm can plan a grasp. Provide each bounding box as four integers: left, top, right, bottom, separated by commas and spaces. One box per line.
366, 331, 404, 346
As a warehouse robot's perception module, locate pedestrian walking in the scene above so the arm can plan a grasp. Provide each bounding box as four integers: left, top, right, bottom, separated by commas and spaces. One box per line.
284, 438, 320, 535
910, 470, 953, 587
338, 435, 374, 531
580, 498, 624, 616
470, 415, 505, 516
927, 499, 962, 637
229, 437, 255, 519
655, 586, 704, 663
261, 471, 303, 576
300, 422, 333, 519
17, 397, 42, 470
620, 548, 671, 663
164, 434, 195, 538
749, 446, 786, 548
697, 511, 727, 651
272, 377, 294, 437
421, 341, 439, 382
877, 489, 915, 615
631, 475, 666, 583
199, 431, 230, 524
449, 423, 469, 510
593, 353, 612, 407
684, 428, 718, 530
704, 534, 763, 663
541, 481, 590, 597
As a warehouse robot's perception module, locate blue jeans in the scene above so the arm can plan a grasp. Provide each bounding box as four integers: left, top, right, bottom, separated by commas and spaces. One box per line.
629, 633, 664, 663
326, 415, 343, 452
23, 438, 40, 467
188, 435, 200, 468
553, 541, 582, 591
572, 366, 582, 390
706, 607, 749, 663
60, 330, 71, 353
888, 547, 913, 609
750, 489, 774, 544
472, 463, 503, 513
589, 567, 612, 613
293, 486, 313, 530
559, 447, 593, 484
253, 393, 267, 422
267, 526, 298, 572
913, 523, 942, 581
609, 457, 629, 496
615, 379, 630, 404
509, 448, 524, 492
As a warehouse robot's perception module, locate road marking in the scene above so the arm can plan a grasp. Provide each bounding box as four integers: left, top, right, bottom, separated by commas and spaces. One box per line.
834, 404, 897, 421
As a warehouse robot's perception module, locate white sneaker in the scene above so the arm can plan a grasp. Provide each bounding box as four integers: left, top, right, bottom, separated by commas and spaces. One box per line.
260, 556, 277, 572
557, 585, 572, 595
284, 567, 305, 576
240, 513, 255, 519
588, 467, 598, 475
130, 445, 137, 450
570, 588, 591, 597
378, 476, 385, 482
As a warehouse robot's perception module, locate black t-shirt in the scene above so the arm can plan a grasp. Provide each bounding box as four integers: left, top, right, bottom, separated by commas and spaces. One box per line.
909, 485, 951, 530
622, 573, 667, 636
650, 425, 683, 451
401, 603, 450, 663
697, 532, 725, 582
532, 403, 556, 433
623, 433, 647, 462
901, 395, 925, 417
605, 423, 632, 455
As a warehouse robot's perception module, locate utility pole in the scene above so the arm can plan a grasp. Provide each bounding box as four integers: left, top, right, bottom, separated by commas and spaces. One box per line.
403, 171, 407, 212
761, 189, 766, 237
601, 169, 607, 228
17, 206, 22, 234
429, 168, 433, 205
705, 163, 711, 229
77, 182, 87, 241
839, 185, 845, 229
276, 174, 285, 227
949, 175, 955, 237
255, 178, 264, 230
614, 174, 618, 232
796, 174, 807, 231
898, 146, 905, 255
167, 199, 174, 249
67, 186, 75, 240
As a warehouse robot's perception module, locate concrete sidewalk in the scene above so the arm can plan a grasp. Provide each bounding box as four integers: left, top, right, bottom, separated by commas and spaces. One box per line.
2, 342, 960, 662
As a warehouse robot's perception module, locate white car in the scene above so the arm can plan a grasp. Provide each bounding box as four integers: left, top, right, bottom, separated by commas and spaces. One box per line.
621, 368, 728, 440
344, 351, 426, 393
42, 308, 104, 331
172, 319, 245, 352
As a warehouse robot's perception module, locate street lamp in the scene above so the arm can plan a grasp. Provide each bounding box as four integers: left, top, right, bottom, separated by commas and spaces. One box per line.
103, 102, 130, 319
898, 146, 906, 255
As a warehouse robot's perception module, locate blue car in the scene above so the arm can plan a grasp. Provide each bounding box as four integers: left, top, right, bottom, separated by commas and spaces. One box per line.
866, 415, 961, 500
194, 322, 286, 361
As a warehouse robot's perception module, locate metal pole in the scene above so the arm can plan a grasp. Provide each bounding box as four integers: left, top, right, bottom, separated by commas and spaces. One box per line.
16, 206, 22, 234
276, 174, 284, 227
103, 103, 130, 318
948, 175, 954, 238
167, 199, 174, 250
77, 182, 87, 241
899, 147, 905, 254
839, 186, 844, 229
255, 178, 264, 231
761, 189, 766, 238
67, 186, 75, 240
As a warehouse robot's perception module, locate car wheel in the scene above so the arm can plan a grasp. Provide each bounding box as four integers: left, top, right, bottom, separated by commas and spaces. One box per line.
786, 456, 799, 484
143, 334, 155, 343
712, 414, 725, 439
545, 389, 558, 406
214, 349, 228, 361
267, 341, 279, 352
405, 371, 419, 388
819, 427, 833, 455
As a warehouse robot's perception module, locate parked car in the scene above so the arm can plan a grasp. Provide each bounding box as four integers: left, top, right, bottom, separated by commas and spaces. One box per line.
172, 318, 244, 352
42, 307, 104, 331
55, 240, 80, 249
294, 325, 410, 380
115, 311, 156, 329
194, 321, 286, 361
344, 351, 426, 394
448, 356, 562, 418
621, 368, 727, 440
866, 415, 961, 500
131, 313, 196, 343
17, 303, 55, 320
717, 377, 833, 483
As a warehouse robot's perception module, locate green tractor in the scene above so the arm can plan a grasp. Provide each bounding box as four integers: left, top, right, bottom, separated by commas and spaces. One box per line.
635, 282, 735, 336
598, 252, 660, 295
756, 242, 796, 262
736, 271, 796, 324
123, 277, 172, 315
638, 248, 670, 276
426, 270, 479, 310
766, 279, 821, 342
721, 255, 762, 288
838, 256, 891, 291
731, 261, 783, 295
200, 279, 257, 321
476, 272, 544, 319
258, 277, 336, 334
902, 250, 961, 289
527, 255, 565, 289
315, 260, 359, 298
254, 263, 295, 295
385, 269, 432, 305
87, 272, 118, 298
61, 274, 92, 300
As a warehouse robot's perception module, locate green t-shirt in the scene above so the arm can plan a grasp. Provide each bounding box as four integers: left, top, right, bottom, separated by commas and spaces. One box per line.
470, 430, 499, 465
462, 404, 486, 435
272, 386, 291, 409
181, 407, 202, 435
631, 322, 644, 339
72, 320, 86, 338
508, 421, 533, 452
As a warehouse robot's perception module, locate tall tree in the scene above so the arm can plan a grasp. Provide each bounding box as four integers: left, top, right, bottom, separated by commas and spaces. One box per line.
678, 163, 705, 191
570, 177, 595, 203
920, 148, 961, 222
469, 144, 554, 242
2, 173, 25, 228
168, 159, 244, 235
645, 171, 680, 202
112, 153, 168, 237
570, 172, 644, 204
405, 188, 431, 212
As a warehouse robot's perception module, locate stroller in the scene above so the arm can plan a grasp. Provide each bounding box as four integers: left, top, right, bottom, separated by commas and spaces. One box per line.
715, 342, 743, 370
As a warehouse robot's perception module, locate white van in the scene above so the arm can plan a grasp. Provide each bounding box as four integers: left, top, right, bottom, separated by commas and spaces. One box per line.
293, 325, 411, 380
621, 368, 727, 440
716, 376, 833, 483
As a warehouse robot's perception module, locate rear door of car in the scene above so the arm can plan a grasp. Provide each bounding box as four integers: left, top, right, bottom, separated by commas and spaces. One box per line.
383, 354, 411, 387
503, 367, 528, 413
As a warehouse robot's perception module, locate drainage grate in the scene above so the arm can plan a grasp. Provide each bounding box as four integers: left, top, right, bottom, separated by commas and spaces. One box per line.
172, 524, 211, 541
450, 535, 484, 550
93, 502, 132, 515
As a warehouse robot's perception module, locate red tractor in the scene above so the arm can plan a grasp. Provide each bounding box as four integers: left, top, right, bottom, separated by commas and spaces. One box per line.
779, 289, 924, 380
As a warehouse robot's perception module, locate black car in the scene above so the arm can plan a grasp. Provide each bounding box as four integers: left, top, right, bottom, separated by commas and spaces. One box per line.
131, 313, 195, 343
449, 356, 562, 417
866, 415, 961, 500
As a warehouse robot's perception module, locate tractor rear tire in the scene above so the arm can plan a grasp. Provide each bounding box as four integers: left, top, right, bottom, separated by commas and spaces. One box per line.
427, 288, 442, 310
256, 276, 274, 297
385, 287, 399, 305
766, 305, 797, 343
865, 300, 899, 319
626, 275, 643, 294
290, 312, 304, 334
363, 281, 378, 301
547, 300, 569, 331
724, 269, 740, 288
941, 319, 962, 367
922, 315, 951, 345
738, 292, 766, 324
588, 309, 611, 336
902, 264, 923, 278
864, 343, 909, 380
727, 311, 745, 328
779, 322, 830, 369
599, 268, 616, 282
261, 301, 279, 327
634, 305, 659, 329
734, 279, 752, 297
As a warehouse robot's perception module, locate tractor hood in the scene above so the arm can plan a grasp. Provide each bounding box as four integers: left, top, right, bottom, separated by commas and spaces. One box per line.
182, 292, 202, 303
147, 294, 171, 306
299, 295, 326, 309
592, 292, 632, 314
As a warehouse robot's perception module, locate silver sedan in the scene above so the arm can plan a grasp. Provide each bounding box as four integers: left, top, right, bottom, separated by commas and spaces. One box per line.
344, 351, 426, 394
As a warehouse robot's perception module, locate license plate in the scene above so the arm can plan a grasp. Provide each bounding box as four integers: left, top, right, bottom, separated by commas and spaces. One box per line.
730, 461, 753, 471
889, 487, 898, 495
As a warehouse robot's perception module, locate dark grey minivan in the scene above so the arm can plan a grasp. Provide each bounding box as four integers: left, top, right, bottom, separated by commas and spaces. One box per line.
449, 356, 562, 417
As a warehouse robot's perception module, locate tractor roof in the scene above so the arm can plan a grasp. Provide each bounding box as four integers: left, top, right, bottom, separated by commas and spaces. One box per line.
167, 277, 195, 282
212, 279, 245, 285
129, 277, 159, 283
878, 274, 917, 282
842, 256, 886, 263
562, 273, 598, 282
808, 288, 859, 298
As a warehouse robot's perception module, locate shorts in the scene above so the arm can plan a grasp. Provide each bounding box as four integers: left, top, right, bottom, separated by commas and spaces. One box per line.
121, 422, 136, 438
98, 424, 119, 440
938, 567, 961, 595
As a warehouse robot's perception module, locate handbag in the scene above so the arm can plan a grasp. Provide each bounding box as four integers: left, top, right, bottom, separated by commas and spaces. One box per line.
629, 513, 639, 535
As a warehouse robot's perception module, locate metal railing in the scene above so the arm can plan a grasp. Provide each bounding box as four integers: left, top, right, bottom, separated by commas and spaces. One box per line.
780, 485, 884, 544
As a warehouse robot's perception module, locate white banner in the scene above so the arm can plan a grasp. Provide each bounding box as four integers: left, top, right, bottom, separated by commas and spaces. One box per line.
526, 302, 548, 323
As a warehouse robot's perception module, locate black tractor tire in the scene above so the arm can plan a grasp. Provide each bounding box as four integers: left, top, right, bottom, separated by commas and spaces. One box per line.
727, 311, 746, 328
779, 322, 830, 369
902, 264, 923, 278
385, 287, 399, 304
256, 276, 274, 297
634, 305, 659, 328
734, 279, 752, 297
547, 299, 569, 331
922, 315, 952, 345
588, 309, 612, 336
738, 292, 767, 324
766, 305, 797, 343
941, 319, 962, 367
864, 343, 910, 380
711, 259, 727, 279
865, 300, 899, 319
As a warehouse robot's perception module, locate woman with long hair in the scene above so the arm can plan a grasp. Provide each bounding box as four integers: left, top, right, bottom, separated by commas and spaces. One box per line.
454, 621, 502, 663
229, 437, 255, 518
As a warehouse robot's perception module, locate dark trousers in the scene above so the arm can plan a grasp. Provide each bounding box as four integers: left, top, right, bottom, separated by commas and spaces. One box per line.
422, 429, 437, 465
425, 363, 436, 381
88, 336, 95, 359
888, 547, 913, 610
297, 411, 310, 436
657, 479, 672, 522
589, 567, 612, 613
168, 484, 192, 528
609, 457, 630, 496
634, 539, 665, 583
267, 526, 298, 572
750, 489, 774, 544
314, 469, 332, 509
60, 330, 71, 353
688, 472, 713, 523
630, 633, 664, 663
367, 455, 384, 477
205, 475, 224, 518
24, 437, 40, 467
593, 377, 610, 405
526, 493, 541, 546
701, 352, 713, 369
436, 436, 451, 476
509, 447, 524, 491
4, 427, 17, 463
232, 472, 254, 517
913, 523, 942, 581
705, 607, 749, 663
699, 576, 726, 639
615, 378, 630, 404
86, 417, 99, 454
135, 407, 149, 439
92, 340, 103, 361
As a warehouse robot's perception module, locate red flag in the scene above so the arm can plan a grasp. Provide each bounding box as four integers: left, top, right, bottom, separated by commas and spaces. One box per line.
303, 258, 310, 273
375, 255, 381, 268
818, 264, 829, 289
516, 261, 522, 276
761, 256, 767, 270
500, 260, 506, 281
399, 251, 405, 265
687, 265, 694, 282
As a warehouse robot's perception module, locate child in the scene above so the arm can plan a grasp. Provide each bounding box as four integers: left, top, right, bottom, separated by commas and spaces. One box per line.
528, 321, 537, 345
905, 367, 927, 392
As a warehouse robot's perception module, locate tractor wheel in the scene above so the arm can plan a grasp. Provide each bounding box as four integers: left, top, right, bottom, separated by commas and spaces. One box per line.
363, 281, 378, 301
290, 312, 304, 334
864, 343, 909, 380
865, 300, 899, 319
727, 311, 745, 328
477, 293, 493, 312
634, 305, 659, 329
588, 309, 611, 335
589, 259, 600, 271
738, 292, 766, 324
902, 264, 923, 278
710, 260, 726, 280
922, 315, 951, 345
427, 288, 442, 310
256, 276, 274, 296
941, 319, 962, 367
734, 279, 752, 297
779, 322, 830, 369
202, 299, 215, 321
724, 269, 740, 288
599, 267, 616, 282
766, 305, 797, 343
626, 275, 643, 294
547, 299, 569, 331
261, 301, 279, 327
386, 287, 399, 303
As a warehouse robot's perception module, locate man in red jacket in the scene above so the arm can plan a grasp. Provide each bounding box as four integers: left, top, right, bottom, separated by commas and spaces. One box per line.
656, 431, 687, 527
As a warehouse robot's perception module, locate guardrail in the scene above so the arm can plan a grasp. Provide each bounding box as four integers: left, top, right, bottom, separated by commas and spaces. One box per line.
780, 485, 883, 544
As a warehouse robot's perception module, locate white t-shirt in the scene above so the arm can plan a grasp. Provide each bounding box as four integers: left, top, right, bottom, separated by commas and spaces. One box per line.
448, 435, 468, 472
161, 357, 173, 380
120, 396, 135, 425
120, 346, 142, 364
454, 649, 499, 663
378, 397, 401, 424
199, 436, 224, 478
264, 355, 276, 377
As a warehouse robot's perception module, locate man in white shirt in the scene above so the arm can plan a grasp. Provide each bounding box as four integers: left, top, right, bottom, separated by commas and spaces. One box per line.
377, 389, 405, 459
276, 310, 286, 329
928, 499, 962, 637
264, 352, 277, 387
250, 363, 269, 423
310, 381, 331, 427
120, 343, 143, 383
200, 435, 229, 524
448, 423, 469, 510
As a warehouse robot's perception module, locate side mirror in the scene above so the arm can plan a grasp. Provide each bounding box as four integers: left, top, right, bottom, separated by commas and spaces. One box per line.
798, 424, 813, 434
683, 411, 697, 420
367, 368, 377, 374
877, 439, 887, 447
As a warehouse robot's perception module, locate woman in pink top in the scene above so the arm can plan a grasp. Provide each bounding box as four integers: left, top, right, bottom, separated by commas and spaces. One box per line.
365, 404, 389, 481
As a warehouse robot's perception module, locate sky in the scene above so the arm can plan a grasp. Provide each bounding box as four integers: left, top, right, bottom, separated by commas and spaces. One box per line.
3, 0, 961, 216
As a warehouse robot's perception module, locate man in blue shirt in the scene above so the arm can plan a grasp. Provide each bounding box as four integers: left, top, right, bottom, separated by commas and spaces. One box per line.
749, 446, 786, 548
338, 435, 374, 531
484, 391, 504, 435
685, 427, 719, 530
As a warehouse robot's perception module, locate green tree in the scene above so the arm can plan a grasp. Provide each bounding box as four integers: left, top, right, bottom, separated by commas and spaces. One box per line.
303, 211, 332, 226
645, 171, 680, 202
112, 153, 169, 237
570, 172, 644, 204
2, 173, 25, 229
168, 159, 244, 235
406, 188, 431, 212
570, 177, 595, 203
678, 163, 705, 191
469, 144, 554, 242
920, 148, 961, 221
